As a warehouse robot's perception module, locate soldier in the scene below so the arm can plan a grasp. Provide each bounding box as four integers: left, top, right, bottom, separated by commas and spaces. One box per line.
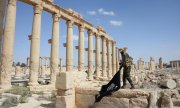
119, 47, 135, 89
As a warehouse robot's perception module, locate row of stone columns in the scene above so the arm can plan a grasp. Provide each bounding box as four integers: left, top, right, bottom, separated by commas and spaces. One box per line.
171, 61, 180, 69
0, 0, 118, 90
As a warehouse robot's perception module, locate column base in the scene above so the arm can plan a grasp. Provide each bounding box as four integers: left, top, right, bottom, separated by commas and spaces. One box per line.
28, 84, 56, 93
14, 75, 22, 80
28, 82, 39, 86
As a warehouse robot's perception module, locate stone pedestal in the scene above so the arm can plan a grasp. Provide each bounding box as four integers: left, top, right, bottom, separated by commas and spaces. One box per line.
56, 72, 75, 108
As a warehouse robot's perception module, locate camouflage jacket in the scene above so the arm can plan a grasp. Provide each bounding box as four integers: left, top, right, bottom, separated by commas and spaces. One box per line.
122, 52, 133, 67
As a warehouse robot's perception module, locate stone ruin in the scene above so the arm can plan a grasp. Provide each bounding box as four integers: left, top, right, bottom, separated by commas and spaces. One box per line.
0, 0, 180, 108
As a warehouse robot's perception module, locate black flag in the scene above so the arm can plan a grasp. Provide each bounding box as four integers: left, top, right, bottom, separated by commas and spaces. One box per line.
95, 66, 122, 102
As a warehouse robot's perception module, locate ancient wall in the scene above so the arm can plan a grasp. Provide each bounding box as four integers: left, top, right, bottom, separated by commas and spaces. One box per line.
75, 88, 180, 108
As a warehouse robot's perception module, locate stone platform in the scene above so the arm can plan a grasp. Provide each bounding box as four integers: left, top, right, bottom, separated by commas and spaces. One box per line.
74, 81, 180, 108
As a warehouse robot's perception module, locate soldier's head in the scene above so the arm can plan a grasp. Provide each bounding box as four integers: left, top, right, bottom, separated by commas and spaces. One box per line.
123, 47, 128, 53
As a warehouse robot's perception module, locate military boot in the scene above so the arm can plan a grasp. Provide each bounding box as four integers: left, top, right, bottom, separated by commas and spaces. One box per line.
130, 83, 135, 89
121, 85, 126, 89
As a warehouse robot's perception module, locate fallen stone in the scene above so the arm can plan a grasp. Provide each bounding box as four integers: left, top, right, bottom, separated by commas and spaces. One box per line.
129, 97, 148, 108
160, 79, 176, 89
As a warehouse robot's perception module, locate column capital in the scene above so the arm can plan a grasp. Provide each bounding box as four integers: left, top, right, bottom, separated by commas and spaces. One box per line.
8, 0, 17, 6
34, 5, 43, 14
107, 39, 112, 44
88, 29, 93, 36
101, 35, 107, 40
95, 33, 101, 39
79, 24, 85, 32
66, 20, 74, 28
112, 41, 116, 45
53, 14, 61, 22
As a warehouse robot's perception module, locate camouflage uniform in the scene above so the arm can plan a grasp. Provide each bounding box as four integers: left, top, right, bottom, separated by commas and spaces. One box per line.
121, 51, 134, 89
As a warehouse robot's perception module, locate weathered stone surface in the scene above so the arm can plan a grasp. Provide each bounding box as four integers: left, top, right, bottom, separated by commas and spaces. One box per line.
73, 71, 87, 87
112, 89, 149, 98
57, 89, 73, 96
129, 97, 148, 108
160, 79, 176, 89
56, 95, 74, 108
75, 87, 99, 95
93, 97, 129, 108
172, 98, 180, 107
149, 91, 158, 108
56, 72, 74, 90
75, 94, 95, 108
160, 93, 173, 108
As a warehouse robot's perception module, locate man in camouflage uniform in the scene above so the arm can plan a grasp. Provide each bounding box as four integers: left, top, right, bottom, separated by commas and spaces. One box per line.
119, 47, 134, 89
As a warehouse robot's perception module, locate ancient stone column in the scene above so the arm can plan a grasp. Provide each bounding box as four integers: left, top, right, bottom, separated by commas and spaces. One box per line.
150, 57, 155, 71
29, 5, 43, 86
95, 33, 101, 78
39, 57, 42, 76
171, 62, 173, 69
66, 20, 74, 72
45, 57, 48, 69
0, 0, 6, 58
41, 66, 46, 78
26, 57, 29, 67
116, 47, 119, 71
0, 0, 17, 89
177, 61, 179, 71
112, 41, 116, 75
107, 40, 112, 79
88, 30, 94, 80
14, 66, 22, 79
159, 57, 163, 69
50, 14, 60, 84
59, 58, 62, 72
102, 36, 107, 78
78, 24, 84, 71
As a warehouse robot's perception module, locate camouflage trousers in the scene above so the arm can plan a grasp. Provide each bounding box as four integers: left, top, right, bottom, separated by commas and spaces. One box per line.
123, 65, 133, 86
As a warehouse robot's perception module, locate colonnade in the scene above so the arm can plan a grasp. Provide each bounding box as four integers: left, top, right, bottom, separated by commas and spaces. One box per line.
170, 61, 180, 69
0, 0, 118, 89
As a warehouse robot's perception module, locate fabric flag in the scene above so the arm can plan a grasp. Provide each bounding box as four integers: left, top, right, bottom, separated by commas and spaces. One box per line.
95, 67, 122, 102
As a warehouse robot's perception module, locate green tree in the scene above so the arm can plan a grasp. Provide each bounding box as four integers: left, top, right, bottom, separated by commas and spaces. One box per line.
16, 62, 21, 66
21, 63, 26, 67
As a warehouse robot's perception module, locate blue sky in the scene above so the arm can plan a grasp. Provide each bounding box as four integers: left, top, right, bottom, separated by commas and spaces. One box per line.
12, 0, 180, 65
